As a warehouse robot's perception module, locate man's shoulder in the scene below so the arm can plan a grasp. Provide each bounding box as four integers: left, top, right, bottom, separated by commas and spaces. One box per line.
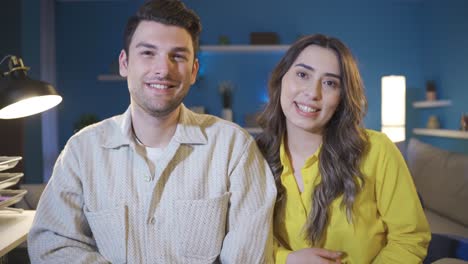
189, 111, 253, 142
67, 113, 122, 145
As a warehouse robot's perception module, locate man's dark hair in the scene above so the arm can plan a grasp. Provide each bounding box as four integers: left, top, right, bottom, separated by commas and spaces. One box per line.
123, 0, 202, 57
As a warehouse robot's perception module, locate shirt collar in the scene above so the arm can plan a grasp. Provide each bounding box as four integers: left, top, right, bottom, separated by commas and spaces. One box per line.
101, 104, 207, 149
172, 104, 208, 145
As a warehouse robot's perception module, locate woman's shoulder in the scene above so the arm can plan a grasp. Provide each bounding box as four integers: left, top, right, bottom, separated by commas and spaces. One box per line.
362, 129, 402, 161
364, 129, 394, 149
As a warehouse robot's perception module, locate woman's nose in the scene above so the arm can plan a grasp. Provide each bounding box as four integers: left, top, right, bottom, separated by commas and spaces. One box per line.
303, 79, 322, 100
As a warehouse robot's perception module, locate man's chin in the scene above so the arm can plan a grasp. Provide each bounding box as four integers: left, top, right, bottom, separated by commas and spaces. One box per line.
146, 103, 182, 118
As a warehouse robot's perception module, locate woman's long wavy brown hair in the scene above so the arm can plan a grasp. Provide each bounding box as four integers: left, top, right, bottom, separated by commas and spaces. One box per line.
256, 34, 369, 245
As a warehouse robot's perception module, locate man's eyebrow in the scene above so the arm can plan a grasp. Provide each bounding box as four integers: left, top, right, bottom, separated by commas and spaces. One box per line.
294, 63, 341, 79
172, 47, 191, 54
134, 43, 192, 54
135, 42, 157, 49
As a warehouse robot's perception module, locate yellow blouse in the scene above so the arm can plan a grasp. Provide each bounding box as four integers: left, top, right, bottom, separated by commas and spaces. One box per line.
274, 130, 431, 264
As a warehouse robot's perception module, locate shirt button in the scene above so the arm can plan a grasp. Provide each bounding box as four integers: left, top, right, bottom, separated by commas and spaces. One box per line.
144, 175, 151, 181
149, 217, 156, 225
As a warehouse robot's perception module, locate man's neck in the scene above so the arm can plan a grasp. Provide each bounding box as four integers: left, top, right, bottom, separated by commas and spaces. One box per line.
131, 104, 181, 148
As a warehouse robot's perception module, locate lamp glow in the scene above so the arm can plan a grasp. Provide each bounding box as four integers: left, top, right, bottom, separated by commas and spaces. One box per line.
381, 75, 406, 142
0, 95, 62, 119
0, 55, 62, 119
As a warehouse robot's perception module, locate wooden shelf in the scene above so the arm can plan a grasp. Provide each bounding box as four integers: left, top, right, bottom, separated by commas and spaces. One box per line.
244, 127, 262, 134
97, 74, 125, 81
412, 100, 452, 108
200, 45, 289, 52
413, 128, 468, 139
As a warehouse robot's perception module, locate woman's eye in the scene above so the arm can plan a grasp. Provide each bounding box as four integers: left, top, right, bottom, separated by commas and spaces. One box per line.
323, 80, 338, 88
296, 72, 308, 79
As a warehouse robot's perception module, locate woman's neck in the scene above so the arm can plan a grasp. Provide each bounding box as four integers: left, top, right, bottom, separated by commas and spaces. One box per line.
285, 124, 322, 171
286, 126, 322, 159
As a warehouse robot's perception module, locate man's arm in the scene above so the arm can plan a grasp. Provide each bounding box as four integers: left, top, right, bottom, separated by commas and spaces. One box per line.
27, 141, 109, 264
219, 138, 277, 263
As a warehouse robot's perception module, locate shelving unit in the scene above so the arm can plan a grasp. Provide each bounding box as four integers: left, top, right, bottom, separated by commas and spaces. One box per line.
412, 128, 468, 139
412, 100, 452, 108
244, 127, 262, 134
411, 98, 467, 139
200, 45, 289, 52
97, 45, 289, 81
97, 74, 125, 81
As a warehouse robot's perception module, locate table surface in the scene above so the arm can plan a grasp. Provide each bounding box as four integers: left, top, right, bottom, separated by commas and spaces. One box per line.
0, 210, 35, 257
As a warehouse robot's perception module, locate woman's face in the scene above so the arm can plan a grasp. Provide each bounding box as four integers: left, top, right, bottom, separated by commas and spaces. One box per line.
280, 45, 342, 135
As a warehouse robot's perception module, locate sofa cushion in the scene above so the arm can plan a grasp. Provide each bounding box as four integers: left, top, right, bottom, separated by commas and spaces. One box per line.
407, 138, 468, 227
425, 209, 468, 238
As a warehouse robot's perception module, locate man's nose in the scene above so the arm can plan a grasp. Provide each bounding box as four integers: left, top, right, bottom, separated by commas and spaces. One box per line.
152, 56, 172, 77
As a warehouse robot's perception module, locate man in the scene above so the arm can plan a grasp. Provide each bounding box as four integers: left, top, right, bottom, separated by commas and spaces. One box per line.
27, 1, 276, 263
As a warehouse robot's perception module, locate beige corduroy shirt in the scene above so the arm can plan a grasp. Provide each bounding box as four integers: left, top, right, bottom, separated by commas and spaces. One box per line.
28, 104, 276, 264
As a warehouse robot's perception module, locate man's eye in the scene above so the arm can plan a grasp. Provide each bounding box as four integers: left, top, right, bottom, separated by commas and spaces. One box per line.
173, 54, 187, 61
140, 50, 154, 56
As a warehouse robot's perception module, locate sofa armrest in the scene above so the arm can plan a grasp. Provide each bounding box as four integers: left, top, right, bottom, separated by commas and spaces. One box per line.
424, 233, 468, 263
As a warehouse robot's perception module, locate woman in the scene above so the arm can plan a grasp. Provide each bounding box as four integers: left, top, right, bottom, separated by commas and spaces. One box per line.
256, 34, 431, 263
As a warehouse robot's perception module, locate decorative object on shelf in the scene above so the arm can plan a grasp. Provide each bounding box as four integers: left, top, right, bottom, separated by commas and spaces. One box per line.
0, 55, 62, 119
73, 113, 100, 133
219, 81, 233, 121
426, 115, 440, 129
461, 112, 468, 131
381, 75, 406, 142
250, 32, 279, 45
218, 35, 230, 45
425, 80, 436, 101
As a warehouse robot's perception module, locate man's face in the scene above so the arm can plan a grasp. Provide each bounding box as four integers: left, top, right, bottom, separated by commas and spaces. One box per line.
119, 20, 199, 118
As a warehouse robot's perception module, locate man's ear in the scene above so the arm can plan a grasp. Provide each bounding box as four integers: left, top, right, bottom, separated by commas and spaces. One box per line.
190, 58, 200, 85
119, 50, 128, 77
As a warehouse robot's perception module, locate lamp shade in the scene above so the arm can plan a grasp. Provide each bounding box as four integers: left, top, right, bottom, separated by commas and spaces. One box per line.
0, 55, 62, 119
381, 75, 406, 142
0, 79, 62, 119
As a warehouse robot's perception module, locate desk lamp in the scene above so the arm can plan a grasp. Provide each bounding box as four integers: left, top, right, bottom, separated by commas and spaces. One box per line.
0, 55, 62, 119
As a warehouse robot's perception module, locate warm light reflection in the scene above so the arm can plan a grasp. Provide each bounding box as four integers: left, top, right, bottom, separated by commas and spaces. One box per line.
381, 75, 406, 142
0, 95, 62, 119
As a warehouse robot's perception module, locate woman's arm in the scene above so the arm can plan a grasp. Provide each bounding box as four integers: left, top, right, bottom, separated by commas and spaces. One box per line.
373, 135, 431, 263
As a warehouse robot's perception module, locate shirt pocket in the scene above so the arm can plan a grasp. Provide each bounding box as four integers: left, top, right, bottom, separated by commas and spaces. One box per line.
84, 205, 127, 264
174, 192, 231, 262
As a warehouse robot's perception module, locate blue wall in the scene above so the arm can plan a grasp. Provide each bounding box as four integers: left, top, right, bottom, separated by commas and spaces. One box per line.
55, 0, 425, 145
21, 0, 44, 184
406, 0, 468, 153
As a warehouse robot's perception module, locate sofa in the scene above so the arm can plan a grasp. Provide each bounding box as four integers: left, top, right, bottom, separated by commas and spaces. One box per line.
404, 138, 468, 263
